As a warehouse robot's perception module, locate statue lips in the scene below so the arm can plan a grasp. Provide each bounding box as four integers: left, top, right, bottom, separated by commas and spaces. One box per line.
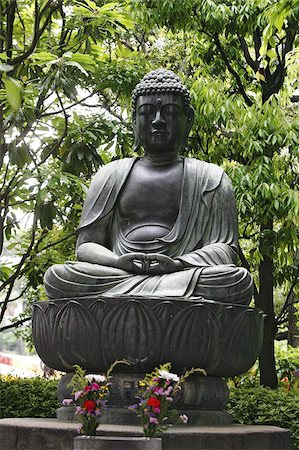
151, 129, 168, 139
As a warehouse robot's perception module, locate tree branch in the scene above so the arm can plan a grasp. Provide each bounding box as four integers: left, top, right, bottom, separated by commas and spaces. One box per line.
0, 316, 31, 332
0, 205, 39, 324
213, 34, 253, 106
276, 279, 299, 324
9, 0, 60, 66
253, 28, 261, 61
238, 35, 258, 72
6, 0, 16, 59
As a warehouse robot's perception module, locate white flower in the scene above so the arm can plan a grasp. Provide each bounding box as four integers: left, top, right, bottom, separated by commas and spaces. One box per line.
86, 374, 106, 383
158, 369, 179, 382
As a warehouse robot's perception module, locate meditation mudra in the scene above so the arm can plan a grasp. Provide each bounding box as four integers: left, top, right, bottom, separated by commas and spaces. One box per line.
45, 69, 253, 305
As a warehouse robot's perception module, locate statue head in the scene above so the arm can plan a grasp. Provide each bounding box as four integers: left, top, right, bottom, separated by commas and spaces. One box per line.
132, 69, 194, 153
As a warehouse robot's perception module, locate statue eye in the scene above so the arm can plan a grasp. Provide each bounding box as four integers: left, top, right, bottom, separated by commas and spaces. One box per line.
138, 104, 156, 116
163, 104, 183, 115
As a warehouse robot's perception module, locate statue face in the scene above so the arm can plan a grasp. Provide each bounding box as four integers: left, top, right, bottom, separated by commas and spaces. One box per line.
135, 93, 192, 153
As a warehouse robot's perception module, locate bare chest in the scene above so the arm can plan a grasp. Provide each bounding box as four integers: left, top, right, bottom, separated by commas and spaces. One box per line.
116, 160, 183, 240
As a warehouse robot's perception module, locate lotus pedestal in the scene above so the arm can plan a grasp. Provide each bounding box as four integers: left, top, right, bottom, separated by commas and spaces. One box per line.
32, 295, 264, 424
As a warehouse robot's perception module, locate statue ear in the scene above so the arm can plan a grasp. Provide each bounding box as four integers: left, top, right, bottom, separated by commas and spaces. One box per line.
186, 106, 194, 135
132, 116, 141, 153
182, 107, 194, 152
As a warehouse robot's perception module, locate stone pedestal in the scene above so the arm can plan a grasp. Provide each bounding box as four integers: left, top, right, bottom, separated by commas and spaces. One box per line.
73, 436, 162, 450
0, 418, 291, 450
32, 295, 264, 376
33, 294, 265, 426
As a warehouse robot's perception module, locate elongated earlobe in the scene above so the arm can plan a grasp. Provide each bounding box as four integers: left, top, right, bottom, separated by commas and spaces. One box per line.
133, 136, 141, 152
132, 119, 141, 152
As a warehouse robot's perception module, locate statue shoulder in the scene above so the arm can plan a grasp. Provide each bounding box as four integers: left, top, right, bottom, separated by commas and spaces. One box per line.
185, 157, 225, 192
78, 158, 136, 230
90, 158, 135, 188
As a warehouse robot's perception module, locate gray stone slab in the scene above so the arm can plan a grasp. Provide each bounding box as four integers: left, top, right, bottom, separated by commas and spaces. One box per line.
74, 436, 162, 449
0, 418, 291, 450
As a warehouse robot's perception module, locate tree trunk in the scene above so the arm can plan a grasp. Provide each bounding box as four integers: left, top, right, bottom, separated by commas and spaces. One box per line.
256, 221, 278, 388
287, 293, 299, 347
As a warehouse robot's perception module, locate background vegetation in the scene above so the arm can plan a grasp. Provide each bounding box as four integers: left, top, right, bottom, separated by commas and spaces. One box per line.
0, 0, 298, 388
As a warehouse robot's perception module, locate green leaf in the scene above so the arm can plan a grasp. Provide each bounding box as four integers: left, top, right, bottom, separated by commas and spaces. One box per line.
65, 61, 89, 76
5, 77, 23, 111
266, 49, 276, 59
0, 265, 14, 281
273, 14, 285, 32
10, 144, 32, 168
69, 53, 95, 68
30, 52, 57, 65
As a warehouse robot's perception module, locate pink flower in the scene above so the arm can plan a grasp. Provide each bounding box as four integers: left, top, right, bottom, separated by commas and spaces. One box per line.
149, 417, 159, 424
153, 387, 164, 395
92, 382, 100, 391
62, 398, 73, 406
179, 414, 188, 424
164, 386, 173, 396
74, 390, 83, 401
153, 406, 160, 413
75, 406, 82, 414
166, 397, 173, 402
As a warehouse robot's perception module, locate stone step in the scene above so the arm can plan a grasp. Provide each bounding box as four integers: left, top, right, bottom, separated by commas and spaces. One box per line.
0, 418, 291, 450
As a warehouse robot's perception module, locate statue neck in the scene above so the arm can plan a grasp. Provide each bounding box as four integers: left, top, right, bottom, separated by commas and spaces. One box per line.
142, 149, 181, 167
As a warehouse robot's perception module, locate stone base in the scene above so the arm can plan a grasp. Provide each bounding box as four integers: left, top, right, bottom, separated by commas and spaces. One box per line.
100, 408, 233, 426
74, 436, 162, 449
55, 406, 233, 426
0, 418, 291, 450
57, 405, 79, 421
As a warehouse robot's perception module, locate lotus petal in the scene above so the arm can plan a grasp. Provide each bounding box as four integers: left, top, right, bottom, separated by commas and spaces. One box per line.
215, 307, 264, 376
53, 301, 101, 372
164, 303, 220, 373
32, 303, 64, 370
152, 301, 180, 332
88, 300, 109, 333
101, 299, 162, 372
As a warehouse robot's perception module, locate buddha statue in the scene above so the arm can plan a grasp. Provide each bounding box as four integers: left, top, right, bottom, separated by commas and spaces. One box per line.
34, 69, 264, 425
44, 69, 253, 304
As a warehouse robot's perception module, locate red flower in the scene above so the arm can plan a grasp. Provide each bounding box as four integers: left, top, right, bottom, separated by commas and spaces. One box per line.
147, 397, 161, 408
83, 385, 92, 393
83, 400, 96, 413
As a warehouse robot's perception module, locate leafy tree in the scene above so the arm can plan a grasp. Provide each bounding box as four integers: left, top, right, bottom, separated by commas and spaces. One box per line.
127, 0, 299, 386
1, 0, 298, 392
0, 0, 145, 333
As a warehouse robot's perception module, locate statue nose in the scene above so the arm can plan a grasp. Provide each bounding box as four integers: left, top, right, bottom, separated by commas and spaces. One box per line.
152, 110, 165, 126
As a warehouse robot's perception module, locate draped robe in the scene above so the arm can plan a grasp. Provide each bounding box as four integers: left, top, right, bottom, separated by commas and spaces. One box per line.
44, 157, 253, 304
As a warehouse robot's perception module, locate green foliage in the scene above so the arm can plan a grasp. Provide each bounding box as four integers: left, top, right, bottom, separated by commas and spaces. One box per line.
228, 344, 299, 390
0, 0, 138, 334
227, 387, 299, 449
276, 345, 299, 386
69, 365, 88, 394
0, 375, 59, 419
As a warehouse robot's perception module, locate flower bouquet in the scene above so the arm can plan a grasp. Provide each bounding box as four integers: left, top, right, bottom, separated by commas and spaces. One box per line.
129, 363, 205, 437
63, 366, 109, 436
63, 361, 128, 436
